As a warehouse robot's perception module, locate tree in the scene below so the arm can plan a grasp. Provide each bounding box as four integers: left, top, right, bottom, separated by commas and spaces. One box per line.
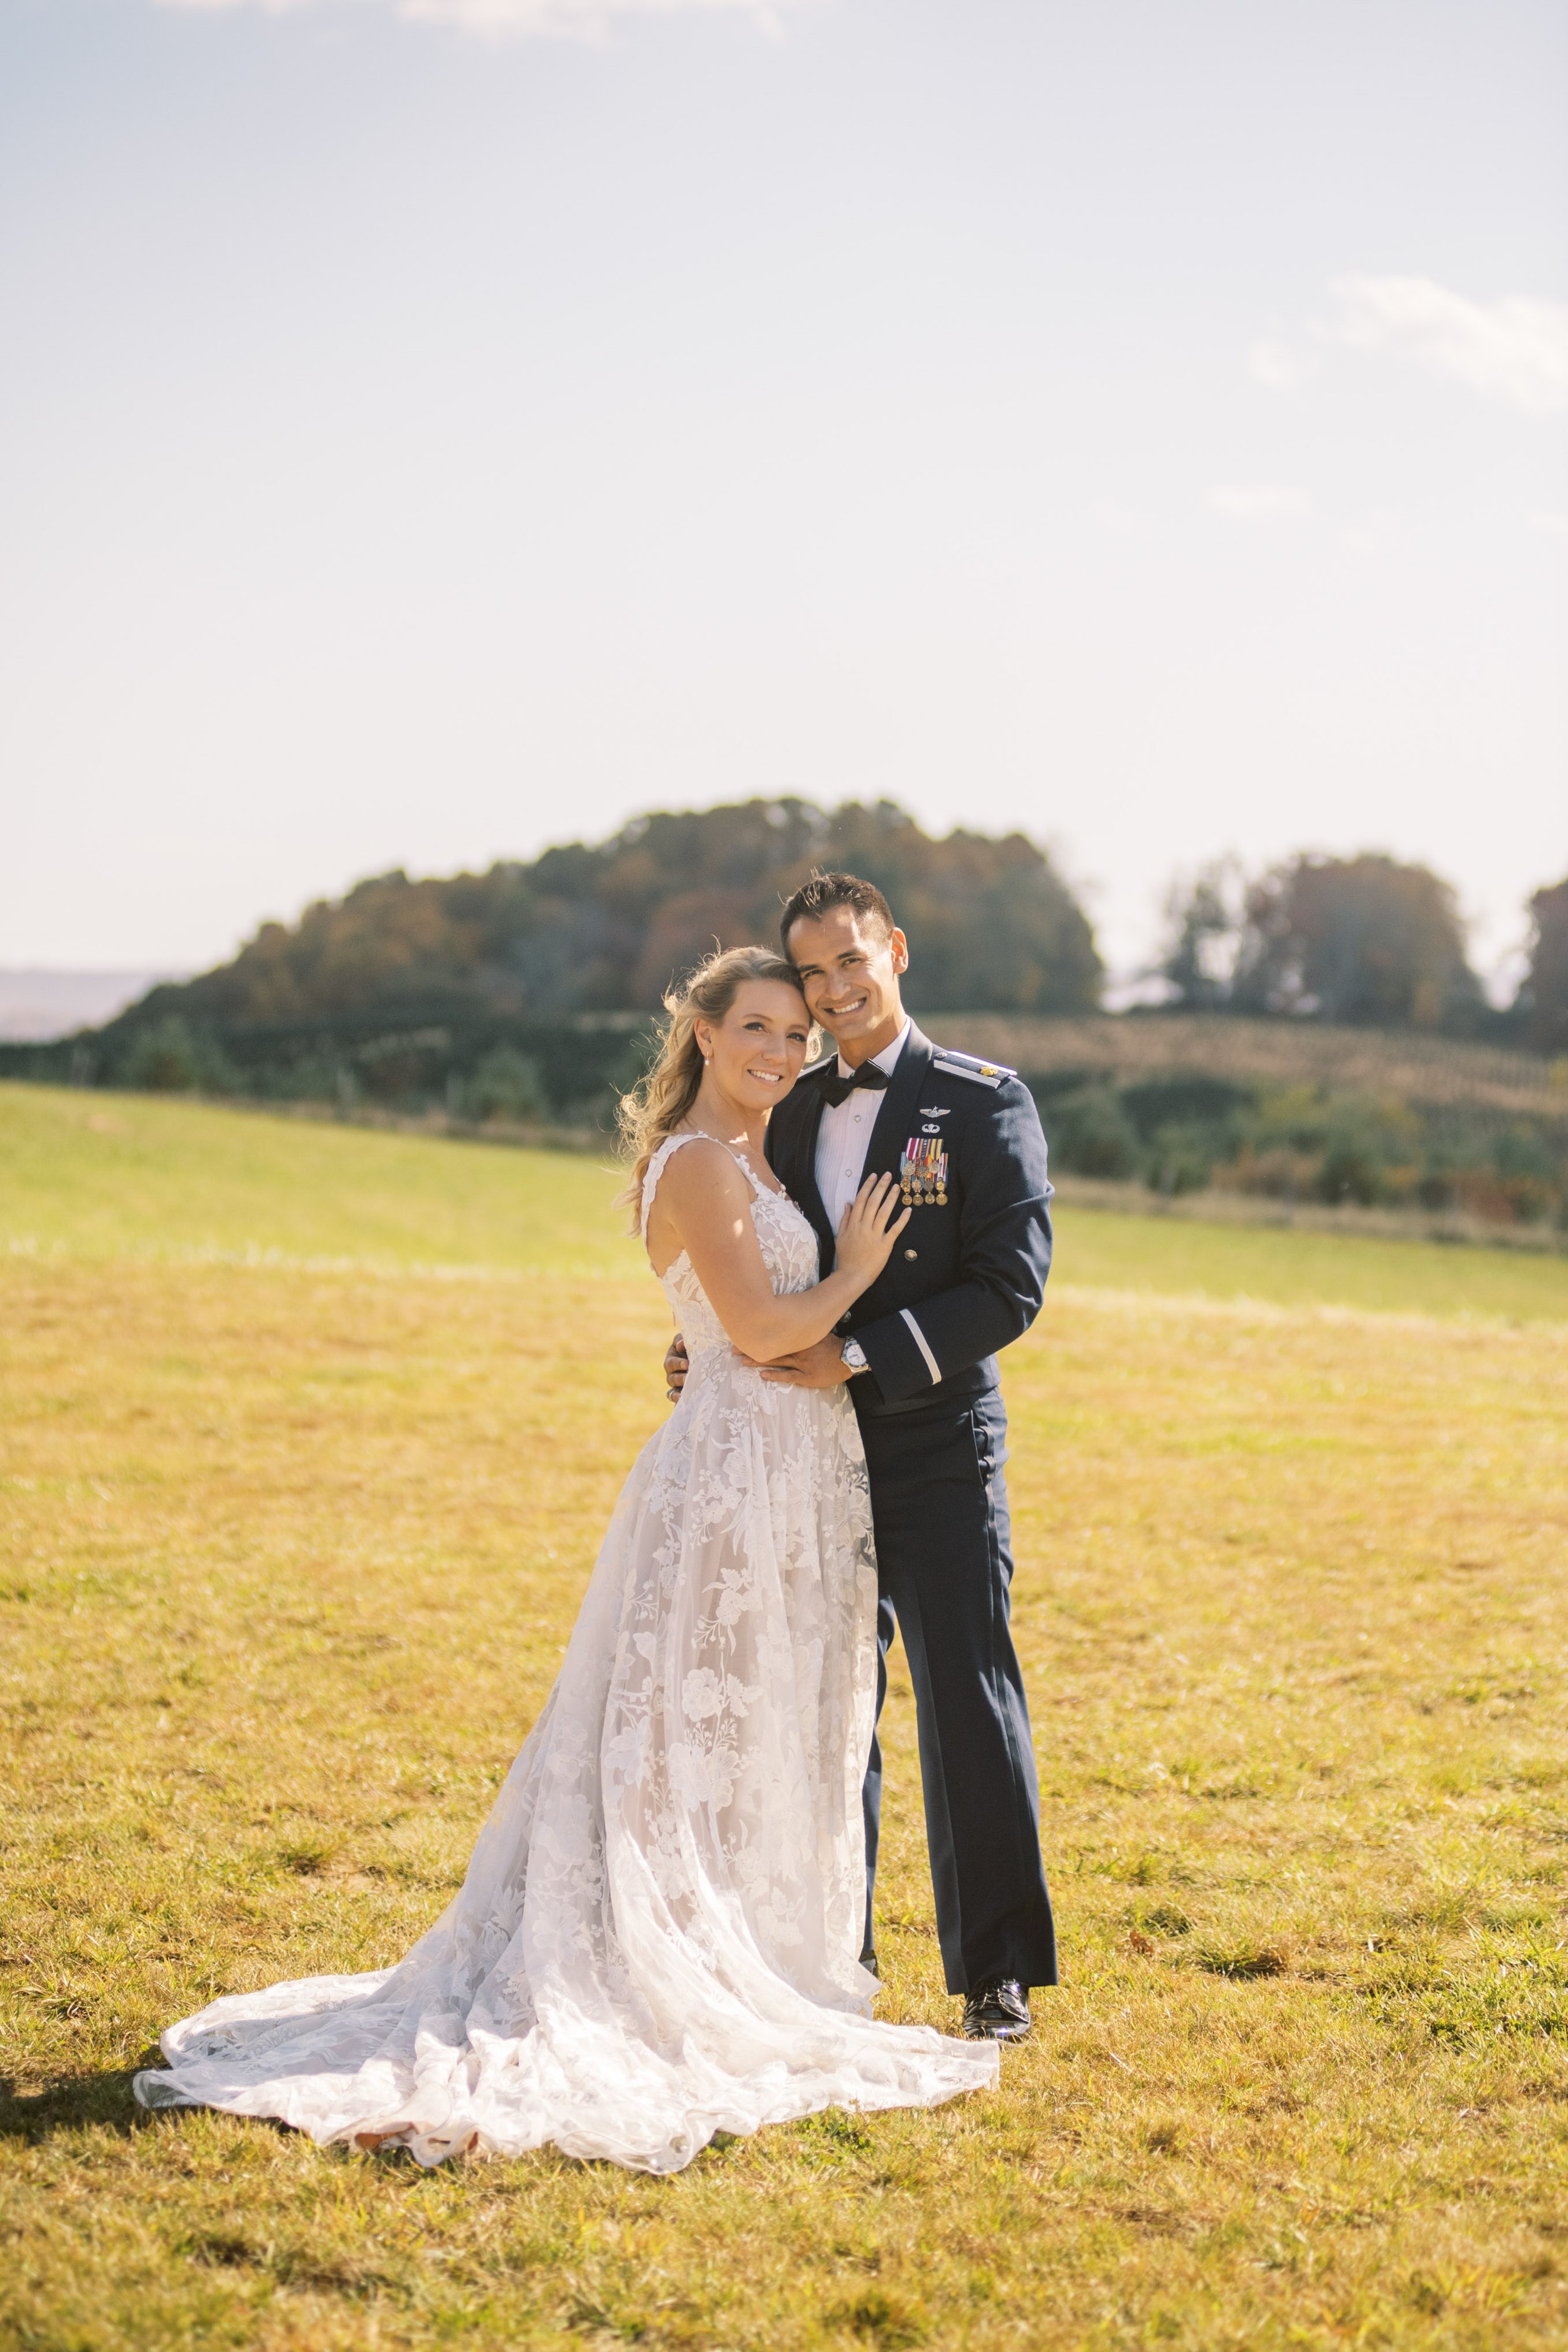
1517, 877, 1568, 1052
1231, 853, 1482, 1030
1158, 858, 1246, 1009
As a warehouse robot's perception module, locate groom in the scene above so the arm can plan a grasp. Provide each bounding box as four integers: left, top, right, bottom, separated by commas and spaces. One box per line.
665, 871, 1057, 2040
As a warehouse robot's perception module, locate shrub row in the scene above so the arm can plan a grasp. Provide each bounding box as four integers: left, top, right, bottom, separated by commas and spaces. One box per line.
1034, 1073, 1568, 1227
11, 1012, 654, 1131
9, 1015, 1564, 1232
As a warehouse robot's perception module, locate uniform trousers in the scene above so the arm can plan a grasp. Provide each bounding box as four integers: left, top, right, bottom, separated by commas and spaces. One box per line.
857, 1386, 1057, 1995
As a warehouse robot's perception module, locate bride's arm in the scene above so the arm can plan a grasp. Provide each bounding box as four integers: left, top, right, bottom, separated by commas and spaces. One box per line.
654, 1141, 906, 1363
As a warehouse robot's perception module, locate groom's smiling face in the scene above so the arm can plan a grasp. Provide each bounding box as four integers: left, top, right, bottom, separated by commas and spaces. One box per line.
785, 904, 909, 1065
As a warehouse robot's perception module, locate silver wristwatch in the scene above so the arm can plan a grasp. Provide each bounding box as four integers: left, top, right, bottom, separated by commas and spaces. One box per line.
840, 1337, 869, 1374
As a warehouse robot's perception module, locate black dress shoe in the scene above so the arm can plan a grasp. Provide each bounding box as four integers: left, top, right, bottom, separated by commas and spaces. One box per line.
961, 1978, 1030, 2041
859, 1949, 880, 1980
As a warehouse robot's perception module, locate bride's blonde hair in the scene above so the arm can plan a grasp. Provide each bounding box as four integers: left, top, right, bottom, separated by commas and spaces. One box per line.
617, 944, 811, 1228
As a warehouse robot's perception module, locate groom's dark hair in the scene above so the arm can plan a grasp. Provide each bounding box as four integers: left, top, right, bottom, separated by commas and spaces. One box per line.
779, 870, 895, 955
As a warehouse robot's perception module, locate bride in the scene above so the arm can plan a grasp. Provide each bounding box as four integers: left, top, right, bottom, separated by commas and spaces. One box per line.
134, 945, 1000, 2172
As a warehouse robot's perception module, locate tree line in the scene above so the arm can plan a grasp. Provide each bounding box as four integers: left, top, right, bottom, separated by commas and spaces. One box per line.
4, 804, 1565, 1113
4, 798, 1564, 1231
123, 798, 1103, 1032
1160, 852, 1566, 1049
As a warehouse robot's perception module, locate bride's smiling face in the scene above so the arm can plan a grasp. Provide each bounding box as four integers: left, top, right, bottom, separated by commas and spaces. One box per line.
694, 980, 812, 1114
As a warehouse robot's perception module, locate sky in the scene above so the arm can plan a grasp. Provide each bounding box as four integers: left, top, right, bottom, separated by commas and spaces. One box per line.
2, 0, 1565, 992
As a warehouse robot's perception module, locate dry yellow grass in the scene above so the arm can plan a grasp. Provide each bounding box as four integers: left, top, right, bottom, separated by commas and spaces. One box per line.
3, 1086, 1568, 2349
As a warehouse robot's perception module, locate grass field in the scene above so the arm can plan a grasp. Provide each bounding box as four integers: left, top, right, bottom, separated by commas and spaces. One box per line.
4, 1082, 1568, 2351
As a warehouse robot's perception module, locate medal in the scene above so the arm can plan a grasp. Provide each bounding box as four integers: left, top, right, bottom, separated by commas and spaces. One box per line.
900, 1136, 948, 1205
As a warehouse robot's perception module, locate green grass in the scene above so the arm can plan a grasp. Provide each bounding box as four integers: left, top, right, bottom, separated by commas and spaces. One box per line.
1055, 1201, 1568, 1319
4, 1083, 1568, 2349
0, 1084, 627, 1273
6, 1083, 1568, 1318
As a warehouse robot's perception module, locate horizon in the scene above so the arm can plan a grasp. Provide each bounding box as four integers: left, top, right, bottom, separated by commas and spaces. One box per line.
0, 786, 1560, 1033
0, 805, 1557, 1047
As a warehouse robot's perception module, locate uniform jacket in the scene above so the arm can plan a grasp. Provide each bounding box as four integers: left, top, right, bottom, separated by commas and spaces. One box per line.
764, 1020, 1054, 1417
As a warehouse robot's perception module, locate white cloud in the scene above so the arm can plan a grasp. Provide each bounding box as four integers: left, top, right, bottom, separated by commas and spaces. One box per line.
1527, 509, 1568, 538
1323, 274, 1568, 415
1246, 338, 1312, 393
153, 0, 803, 38
1207, 484, 1311, 521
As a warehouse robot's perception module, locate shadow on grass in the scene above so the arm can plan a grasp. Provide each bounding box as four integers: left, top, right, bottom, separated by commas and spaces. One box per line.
0, 2062, 752, 2180
0, 2072, 612, 2176
0, 2065, 152, 2143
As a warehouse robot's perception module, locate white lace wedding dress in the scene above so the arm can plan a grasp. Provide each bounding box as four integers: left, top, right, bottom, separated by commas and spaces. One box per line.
134, 1134, 999, 2171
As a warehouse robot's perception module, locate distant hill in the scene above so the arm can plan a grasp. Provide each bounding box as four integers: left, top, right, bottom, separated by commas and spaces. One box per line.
106, 797, 1103, 1039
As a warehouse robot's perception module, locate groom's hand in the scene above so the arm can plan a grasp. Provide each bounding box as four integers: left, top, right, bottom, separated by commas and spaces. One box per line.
664, 1335, 688, 1402
744, 1336, 855, 1389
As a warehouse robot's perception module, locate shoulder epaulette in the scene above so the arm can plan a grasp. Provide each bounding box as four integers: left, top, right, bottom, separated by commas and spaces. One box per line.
928, 1048, 1017, 1089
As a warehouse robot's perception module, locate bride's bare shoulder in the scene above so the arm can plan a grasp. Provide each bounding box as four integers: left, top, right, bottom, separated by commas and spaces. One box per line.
645, 1136, 754, 1276
654, 1135, 751, 1208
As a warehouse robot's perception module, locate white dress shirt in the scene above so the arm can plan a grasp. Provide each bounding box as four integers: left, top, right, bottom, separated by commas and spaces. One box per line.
813, 1019, 911, 1232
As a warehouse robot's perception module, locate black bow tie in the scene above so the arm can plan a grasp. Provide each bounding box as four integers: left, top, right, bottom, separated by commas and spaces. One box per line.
815, 1061, 892, 1109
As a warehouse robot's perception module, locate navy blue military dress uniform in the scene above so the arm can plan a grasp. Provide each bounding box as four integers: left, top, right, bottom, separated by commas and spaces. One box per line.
763, 1021, 1058, 1995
